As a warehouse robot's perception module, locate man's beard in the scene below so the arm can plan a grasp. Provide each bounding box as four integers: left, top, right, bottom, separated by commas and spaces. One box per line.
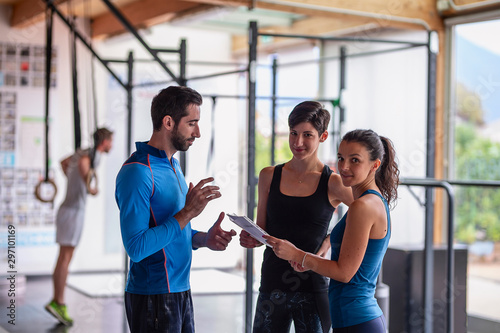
171, 127, 193, 151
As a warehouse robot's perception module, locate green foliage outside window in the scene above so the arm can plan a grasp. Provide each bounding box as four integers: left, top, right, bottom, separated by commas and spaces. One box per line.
454, 97, 500, 243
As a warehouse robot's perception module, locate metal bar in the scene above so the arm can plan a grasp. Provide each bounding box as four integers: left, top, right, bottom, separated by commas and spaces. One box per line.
44, 6, 53, 181
70, 20, 81, 150
404, 185, 426, 207
133, 69, 247, 88
179, 39, 187, 87
348, 45, 422, 59
445, 179, 500, 187
258, 32, 428, 47
187, 69, 247, 82
123, 50, 134, 304
271, 56, 278, 166
179, 39, 187, 174
126, 52, 134, 157
339, 46, 346, 124
100, 0, 182, 86
279, 45, 421, 68
400, 178, 455, 333
110, 45, 419, 69
245, 20, 258, 333
134, 79, 177, 88
151, 47, 182, 54
102, 58, 246, 67
423, 30, 438, 333
44, 0, 127, 90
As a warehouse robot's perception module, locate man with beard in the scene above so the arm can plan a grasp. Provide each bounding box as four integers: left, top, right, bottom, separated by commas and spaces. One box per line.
115, 86, 236, 333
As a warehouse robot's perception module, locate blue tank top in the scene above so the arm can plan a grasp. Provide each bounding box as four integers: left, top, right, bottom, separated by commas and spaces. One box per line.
328, 189, 391, 328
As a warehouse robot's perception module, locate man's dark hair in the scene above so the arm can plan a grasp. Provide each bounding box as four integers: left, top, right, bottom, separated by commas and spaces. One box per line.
151, 86, 203, 131
93, 127, 113, 147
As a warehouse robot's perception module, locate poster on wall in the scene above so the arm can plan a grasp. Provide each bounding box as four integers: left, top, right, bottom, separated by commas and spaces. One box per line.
0, 89, 57, 274
0, 43, 57, 88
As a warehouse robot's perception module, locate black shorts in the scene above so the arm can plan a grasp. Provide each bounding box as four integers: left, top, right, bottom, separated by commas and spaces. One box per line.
253, 291, 331, 333
125, 290, 194, 333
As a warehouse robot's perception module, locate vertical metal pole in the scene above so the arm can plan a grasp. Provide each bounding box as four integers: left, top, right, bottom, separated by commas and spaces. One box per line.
179, 39, 187, 173
271, 56, 278, 166
179, 39, 187, 86
335, 46, 347, 218
126, 51, 134, 156
245, 21, 258, 333
338, 46, 346, 125
44, 6, 53, 181
124, 50, 134, 290
70, 18, 81, 150
446, 186, 455, 333
424, 30, 437, 333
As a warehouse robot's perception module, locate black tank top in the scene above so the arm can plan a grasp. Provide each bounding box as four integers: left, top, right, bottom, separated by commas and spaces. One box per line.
260, 164, 336, 293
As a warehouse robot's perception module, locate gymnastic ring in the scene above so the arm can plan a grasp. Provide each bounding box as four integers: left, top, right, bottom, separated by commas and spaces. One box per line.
86, 168, 98, 194
34, 178, 58, 203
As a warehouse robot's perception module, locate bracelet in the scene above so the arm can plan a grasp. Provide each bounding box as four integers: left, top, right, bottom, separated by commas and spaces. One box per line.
301, 253, 308, 268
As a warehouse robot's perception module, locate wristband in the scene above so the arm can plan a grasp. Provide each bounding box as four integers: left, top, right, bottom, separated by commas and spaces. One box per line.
301, 253, 308, 268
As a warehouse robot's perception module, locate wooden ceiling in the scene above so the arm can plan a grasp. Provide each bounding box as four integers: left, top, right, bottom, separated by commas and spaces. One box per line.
2, 0, 500, 45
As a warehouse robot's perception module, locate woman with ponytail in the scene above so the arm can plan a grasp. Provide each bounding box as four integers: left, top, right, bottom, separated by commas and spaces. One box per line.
265, 129, 399, 333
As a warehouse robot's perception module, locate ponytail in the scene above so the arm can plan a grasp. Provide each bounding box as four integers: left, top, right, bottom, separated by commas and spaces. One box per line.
376, 136, 399, 208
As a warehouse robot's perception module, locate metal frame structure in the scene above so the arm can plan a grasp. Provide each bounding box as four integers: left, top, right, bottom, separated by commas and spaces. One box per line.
41, 2, 500, 330
245, 21, 441, 333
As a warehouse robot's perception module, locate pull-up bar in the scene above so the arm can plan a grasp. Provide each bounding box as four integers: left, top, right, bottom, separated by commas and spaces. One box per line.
259, 32, 429, 47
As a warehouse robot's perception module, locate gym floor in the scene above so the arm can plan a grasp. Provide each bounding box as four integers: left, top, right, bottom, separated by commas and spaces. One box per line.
1, 263, 499, 333
0, 271, 254, 333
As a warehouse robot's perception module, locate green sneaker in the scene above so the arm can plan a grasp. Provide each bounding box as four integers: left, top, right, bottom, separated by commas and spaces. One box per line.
45, 300, 73, 326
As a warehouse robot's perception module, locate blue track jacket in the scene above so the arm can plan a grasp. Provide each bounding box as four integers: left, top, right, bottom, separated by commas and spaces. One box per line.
115, 142, 198, 294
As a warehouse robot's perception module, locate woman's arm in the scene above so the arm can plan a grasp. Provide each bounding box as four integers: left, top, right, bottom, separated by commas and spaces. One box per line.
239, 166, 273, 248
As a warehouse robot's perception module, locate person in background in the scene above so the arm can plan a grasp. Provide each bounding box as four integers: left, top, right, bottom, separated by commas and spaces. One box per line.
264, 129, 399, 333
45, 127, 114, 326
115, 85, 236, 333
240, 101, 353, 333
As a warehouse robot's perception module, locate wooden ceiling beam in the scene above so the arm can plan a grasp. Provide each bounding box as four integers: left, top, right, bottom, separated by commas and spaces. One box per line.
9, 0, 139, 29
91, 0, 207, 39
11, 0, 67, 29
180, 0, 250, 6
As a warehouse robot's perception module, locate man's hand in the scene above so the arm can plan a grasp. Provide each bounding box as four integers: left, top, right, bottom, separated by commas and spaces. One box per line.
205, 212, 236, 251
175, 177, 221, 229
